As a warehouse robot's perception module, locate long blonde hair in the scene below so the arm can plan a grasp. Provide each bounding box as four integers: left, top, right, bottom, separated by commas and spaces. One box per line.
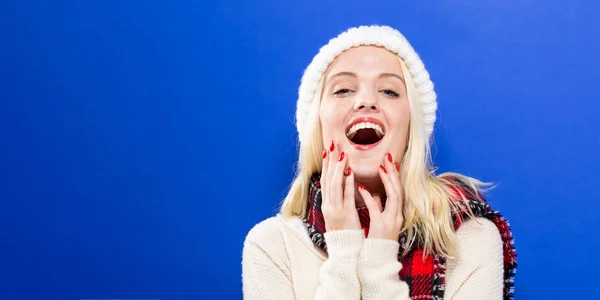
280, 56, 489, 257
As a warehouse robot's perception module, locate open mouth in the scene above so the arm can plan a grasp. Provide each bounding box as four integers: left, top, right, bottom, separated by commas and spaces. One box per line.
345, 120, 385, 146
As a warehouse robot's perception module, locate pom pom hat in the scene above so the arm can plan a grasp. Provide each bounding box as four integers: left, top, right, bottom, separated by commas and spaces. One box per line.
295, 25, 437, 144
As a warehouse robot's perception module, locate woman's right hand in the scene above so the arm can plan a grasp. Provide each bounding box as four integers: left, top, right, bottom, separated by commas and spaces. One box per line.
321, 140, 362, 232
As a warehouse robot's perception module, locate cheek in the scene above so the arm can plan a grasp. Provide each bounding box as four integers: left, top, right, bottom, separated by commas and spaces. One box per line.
319, 102, 344, 134
385, 104, 411, 138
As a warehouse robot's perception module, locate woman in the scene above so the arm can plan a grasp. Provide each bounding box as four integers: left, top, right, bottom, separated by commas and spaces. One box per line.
242, 25, 517, 300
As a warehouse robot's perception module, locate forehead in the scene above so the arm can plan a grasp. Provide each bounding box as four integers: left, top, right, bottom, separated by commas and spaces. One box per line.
325, 46, 403, 76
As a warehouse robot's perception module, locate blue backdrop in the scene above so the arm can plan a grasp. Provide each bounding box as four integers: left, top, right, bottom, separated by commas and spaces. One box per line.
1, 1, 599, 299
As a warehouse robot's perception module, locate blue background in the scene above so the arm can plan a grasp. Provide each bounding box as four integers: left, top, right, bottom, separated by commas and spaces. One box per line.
1, 1, 599, 299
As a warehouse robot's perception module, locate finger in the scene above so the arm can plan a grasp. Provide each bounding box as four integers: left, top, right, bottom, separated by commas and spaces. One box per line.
378, 163, 398, 218
343, 163, 354, 209
326, 140, 337, 187
372, 193, 383, 213
385, 153, 402, 195
326, 140, 337, 205
385, 153, 404, 216
320, 148, 329, 204
330, 148, 346, 207
358, 184, 381, 218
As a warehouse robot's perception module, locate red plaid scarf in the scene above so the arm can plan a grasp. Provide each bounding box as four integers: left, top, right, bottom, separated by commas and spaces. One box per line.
302, 173, 517, 300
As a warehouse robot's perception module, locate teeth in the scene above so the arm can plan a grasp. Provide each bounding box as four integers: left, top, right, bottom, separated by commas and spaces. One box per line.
345, 122, 385, 139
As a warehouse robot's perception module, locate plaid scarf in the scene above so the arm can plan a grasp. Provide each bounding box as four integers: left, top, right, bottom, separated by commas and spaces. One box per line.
302, 173, 517, 300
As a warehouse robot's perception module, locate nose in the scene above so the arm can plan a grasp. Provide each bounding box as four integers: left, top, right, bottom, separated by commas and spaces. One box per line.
353, 91, 379, 112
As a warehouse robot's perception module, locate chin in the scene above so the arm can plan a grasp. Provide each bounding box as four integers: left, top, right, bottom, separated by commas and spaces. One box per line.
343, 136, 388, 181
349, 160, 381, 182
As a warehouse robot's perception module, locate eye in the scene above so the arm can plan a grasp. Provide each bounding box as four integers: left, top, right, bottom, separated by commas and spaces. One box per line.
381, 89, 400, 98
333, 88, 353, 95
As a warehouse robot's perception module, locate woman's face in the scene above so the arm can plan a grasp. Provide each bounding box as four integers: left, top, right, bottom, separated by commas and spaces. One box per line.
320, 46, 410, 182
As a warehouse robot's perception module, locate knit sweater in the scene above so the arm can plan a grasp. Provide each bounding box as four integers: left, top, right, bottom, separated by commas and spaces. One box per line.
242, 214, 504, 299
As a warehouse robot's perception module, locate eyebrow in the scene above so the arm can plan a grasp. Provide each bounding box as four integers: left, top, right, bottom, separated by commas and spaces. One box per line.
326, 71, 406, 85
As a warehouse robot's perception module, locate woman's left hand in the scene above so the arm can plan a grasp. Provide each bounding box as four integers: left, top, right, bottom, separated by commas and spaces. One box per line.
358, 153, 404, 241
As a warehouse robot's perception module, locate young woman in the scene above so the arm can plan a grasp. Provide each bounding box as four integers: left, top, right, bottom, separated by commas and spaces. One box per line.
242, 25, 517, 300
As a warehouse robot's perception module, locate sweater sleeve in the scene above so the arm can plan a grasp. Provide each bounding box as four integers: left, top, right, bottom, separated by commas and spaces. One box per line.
314, 229, 364, 299
242, 217, 364, 300
357, 217, 504, 300
445, 217, 504, 299
357, 238, 410, 299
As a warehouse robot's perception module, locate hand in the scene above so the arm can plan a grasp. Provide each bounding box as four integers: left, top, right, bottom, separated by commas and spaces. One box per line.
358, 153, 404, 241
321, 140, 361, 232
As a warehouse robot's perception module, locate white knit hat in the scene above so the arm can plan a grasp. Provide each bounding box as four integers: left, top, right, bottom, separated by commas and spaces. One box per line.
295, 25, 438, 144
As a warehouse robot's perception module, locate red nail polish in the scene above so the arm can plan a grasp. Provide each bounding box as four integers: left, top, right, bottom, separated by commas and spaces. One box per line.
323, 149, 327, 159
344, 167, 351, 176
394, 162, 400, 172
338, 151, 345, 162
330, 140, 335, 152
358, 183, 366, 190
380, 165, 387, 173
387, 153, 392, 162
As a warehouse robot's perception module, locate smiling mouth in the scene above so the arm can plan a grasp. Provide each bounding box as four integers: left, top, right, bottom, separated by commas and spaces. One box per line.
345, 121, 385, 146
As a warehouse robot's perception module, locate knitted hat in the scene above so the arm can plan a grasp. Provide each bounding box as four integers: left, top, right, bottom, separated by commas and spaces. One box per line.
295, 25, 437, 144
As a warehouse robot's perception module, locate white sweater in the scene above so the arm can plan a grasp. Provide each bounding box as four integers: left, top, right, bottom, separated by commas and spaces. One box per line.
242, 214, 504, 300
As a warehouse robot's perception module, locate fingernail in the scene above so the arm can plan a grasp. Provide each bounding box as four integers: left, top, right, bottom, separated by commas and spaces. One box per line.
344, 167, 351, 176
387, 153, 393, 162
330, 140, 335, 152
322, 149, 327, 159
394, 162, 400, 172
380, 165, 387, 173
358, 183, 366, 190
338, 151, 345, 162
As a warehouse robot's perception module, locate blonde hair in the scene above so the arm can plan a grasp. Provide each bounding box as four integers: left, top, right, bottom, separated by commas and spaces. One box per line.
280, 56, 489, 257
